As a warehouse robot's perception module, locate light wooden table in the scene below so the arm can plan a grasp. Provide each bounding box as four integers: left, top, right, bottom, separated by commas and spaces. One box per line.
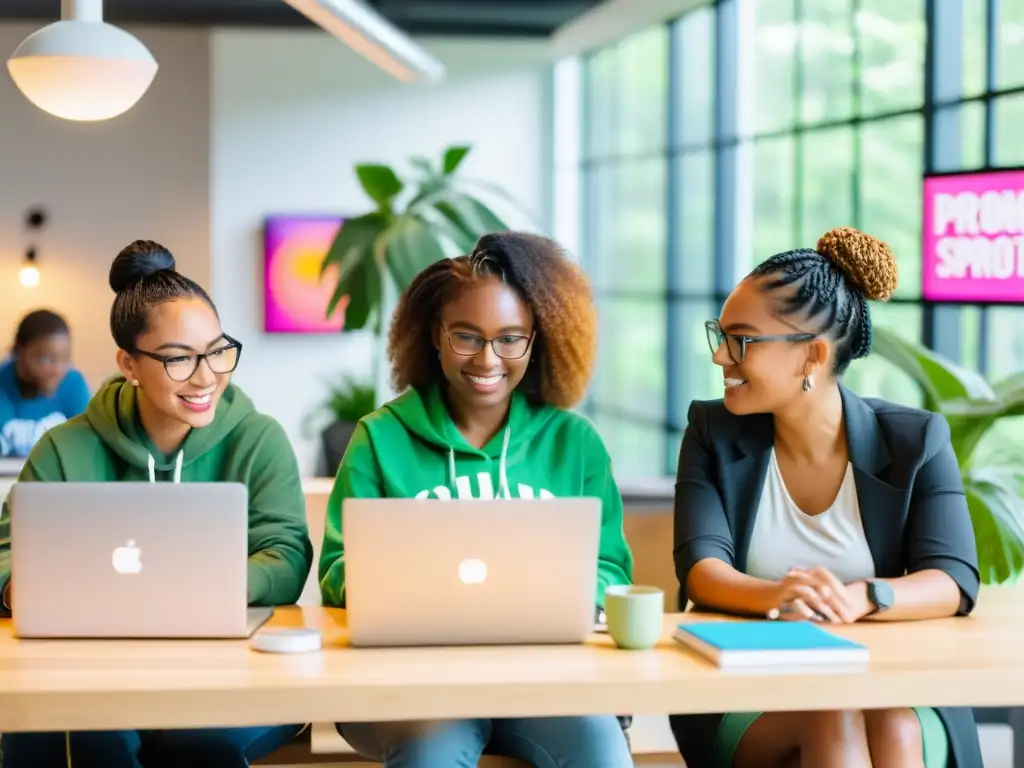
0, 586, 1023, 734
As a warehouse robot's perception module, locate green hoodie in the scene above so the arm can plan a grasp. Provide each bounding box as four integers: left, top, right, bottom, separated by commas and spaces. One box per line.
319, 384, 633, 608
0, 376, 312, 613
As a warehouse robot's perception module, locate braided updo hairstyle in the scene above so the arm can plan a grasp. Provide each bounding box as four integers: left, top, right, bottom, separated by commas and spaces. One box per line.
748, 226, 898, 376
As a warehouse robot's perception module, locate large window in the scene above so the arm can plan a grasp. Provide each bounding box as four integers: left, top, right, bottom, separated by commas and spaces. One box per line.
575, 25, 678, 479
744, 0, 927, 408
557, 0, 1024, 478
949, 0, 1024, 455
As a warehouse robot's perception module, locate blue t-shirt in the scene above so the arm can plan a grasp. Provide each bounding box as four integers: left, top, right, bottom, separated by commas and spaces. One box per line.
0, 360, 90, 457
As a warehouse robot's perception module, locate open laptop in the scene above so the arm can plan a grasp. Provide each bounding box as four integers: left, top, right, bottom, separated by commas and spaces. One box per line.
343, 497, 601, 647
9, 482, 273, 639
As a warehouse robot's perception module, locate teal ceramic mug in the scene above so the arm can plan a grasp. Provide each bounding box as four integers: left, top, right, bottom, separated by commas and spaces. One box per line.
604, 585, 664, 650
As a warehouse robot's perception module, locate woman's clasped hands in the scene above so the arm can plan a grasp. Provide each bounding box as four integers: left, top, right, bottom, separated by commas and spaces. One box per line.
768, 566, 874, 624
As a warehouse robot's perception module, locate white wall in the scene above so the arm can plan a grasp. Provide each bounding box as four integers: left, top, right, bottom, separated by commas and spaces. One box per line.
0, 24, 548, 476
210, 30, 550, 475
0, 25, 210, 390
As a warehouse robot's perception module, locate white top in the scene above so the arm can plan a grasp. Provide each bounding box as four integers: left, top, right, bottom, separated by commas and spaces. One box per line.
746, 448, 876, 584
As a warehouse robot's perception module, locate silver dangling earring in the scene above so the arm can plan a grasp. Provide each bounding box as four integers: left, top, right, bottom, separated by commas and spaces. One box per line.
802, 375, 814, 392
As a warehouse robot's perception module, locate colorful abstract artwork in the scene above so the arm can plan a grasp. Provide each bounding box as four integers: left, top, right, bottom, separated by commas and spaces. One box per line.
263, 214, 348, 334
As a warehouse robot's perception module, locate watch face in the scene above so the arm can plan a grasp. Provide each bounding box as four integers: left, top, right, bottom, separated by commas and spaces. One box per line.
870, 580, 895, 611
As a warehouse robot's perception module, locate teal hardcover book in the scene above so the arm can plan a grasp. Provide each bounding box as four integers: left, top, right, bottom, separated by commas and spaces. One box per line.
673, 620, 870, 668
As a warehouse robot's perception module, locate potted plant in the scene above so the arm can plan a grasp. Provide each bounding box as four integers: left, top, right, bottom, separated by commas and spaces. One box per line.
319, 144, 518, 407
314, 377, 377, 478
872, 327, 1024, 584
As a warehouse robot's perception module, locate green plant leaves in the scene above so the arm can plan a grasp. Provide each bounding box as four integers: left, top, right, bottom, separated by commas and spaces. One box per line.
319, 145, 522, 344
321, 214, 388, 331
385, 215, 446, 289
993, 371, 1024, 417
355, 163, 404, 206
434, 194, 509, 251
873, 325, 1024, 584
871, 328, 994, 408
965, 466, 1024, 584
320, 213, 387, 276
336, 249, 381, 331
325, 377, 377, 423
871, 327, 1002, 464
432, 201, 478, 252
442, 145, 471, 175
455, 194, 508, 233
409, 156, 436, 177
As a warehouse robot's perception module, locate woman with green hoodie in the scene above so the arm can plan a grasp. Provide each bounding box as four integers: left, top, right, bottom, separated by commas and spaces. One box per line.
0, 240, 313, 768
320, 232, 635, 767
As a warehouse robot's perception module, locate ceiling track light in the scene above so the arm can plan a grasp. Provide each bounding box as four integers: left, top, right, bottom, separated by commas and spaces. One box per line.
281, 0, 446, 84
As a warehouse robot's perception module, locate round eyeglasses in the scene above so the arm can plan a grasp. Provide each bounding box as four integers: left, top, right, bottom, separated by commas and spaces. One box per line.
441, 326, 533, 360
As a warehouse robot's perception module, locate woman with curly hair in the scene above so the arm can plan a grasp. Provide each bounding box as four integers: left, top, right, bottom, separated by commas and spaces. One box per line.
319, 231, 634, 767
671, 227, 981, 767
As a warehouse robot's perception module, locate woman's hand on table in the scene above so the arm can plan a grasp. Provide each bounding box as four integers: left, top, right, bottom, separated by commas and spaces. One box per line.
769, 567, 873, 624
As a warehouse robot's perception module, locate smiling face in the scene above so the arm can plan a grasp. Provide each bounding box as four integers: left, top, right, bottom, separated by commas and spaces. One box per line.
435, 277, 534, 413
712, 278, 831, 415
116, 298, 236, 433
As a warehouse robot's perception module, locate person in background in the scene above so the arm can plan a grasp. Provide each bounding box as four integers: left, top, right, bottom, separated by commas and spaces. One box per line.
0, 240, 312, 768
670, 227, 981, 768
0, 309, 90, 457
320, 232, 635, 768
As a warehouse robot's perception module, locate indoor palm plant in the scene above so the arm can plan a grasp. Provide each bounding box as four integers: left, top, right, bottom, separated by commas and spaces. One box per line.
314, 145, 518, 467
872, 327, 1024, 584
320, 143, 513, 338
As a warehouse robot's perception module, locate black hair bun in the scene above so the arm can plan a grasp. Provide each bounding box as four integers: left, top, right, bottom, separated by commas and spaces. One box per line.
109, 240, 176, 293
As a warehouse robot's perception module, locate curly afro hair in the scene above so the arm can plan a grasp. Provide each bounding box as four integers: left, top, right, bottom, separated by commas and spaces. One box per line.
387, 231, 597, 408
747, 226, 898, 376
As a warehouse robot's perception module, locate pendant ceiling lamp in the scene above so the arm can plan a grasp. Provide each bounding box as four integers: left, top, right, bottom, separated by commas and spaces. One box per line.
6, 0, 158, 122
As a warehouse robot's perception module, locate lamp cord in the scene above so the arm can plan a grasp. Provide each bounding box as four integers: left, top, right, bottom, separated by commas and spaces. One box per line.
65, 731, 72, 768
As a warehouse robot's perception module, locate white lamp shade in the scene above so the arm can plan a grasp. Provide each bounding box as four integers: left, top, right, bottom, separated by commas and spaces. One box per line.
6, 20, 158, 122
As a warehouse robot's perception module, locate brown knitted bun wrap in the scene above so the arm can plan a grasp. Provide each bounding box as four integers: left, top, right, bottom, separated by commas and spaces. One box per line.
816, 226, 898, 301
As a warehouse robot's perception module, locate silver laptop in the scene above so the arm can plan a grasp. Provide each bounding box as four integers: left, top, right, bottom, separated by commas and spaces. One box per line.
343, 497, 601, 647
9, 482, 273, 639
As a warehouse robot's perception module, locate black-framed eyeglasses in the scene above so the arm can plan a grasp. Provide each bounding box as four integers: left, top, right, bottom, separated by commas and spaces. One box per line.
134, 334, 243, 382
440, 326, 533, 360
705, 320, 816, 365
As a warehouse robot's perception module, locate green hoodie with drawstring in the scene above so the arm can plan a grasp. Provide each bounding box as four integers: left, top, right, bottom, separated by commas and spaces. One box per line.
0, 376, 313, 614
319, 384, 634, 608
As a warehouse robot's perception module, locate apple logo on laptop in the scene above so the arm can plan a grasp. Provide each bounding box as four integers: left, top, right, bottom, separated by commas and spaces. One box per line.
112, 540, 142, 575
458, 558, 487, 584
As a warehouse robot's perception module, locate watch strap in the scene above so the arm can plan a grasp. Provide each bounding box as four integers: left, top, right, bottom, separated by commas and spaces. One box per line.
866, 580, 892, 614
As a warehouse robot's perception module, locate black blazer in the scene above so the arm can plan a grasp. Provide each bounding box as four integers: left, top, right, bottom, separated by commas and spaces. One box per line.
669, 386, 983, 768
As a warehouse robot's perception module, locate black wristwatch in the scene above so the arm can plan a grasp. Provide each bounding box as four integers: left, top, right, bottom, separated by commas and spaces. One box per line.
865, 580, 894, 615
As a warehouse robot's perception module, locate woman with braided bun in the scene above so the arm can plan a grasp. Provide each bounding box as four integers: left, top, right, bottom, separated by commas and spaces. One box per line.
670, 227, 982, 767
